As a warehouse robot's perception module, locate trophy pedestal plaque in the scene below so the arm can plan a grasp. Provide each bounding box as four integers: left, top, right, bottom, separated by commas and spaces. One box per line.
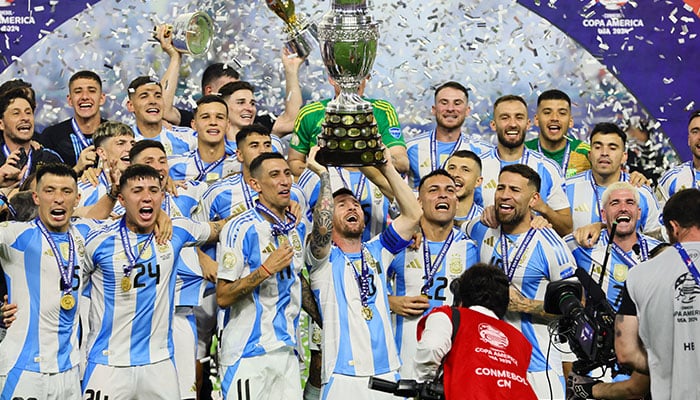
316, 108, 385, 166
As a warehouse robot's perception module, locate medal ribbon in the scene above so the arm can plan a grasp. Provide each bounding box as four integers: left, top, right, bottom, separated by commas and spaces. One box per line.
430, 130, 463, 171
602, 230, 649, 268
71, 118, 94, 148
674, 243, 700, 287
193, 151, 226, 182
500, 228, 536, 282
255, 201, 296, 237
36, 218, 75, 294
421, 229, 454, 295
119, 218, 155, 278
349, 246, 373, 307
335, 168, 366, 200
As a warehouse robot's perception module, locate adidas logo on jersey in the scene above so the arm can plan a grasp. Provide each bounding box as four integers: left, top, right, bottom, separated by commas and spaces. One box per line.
261, 242, 276, 255
484, 237, 495, 247
574, 203, 591, 212
407, 259, 421, 269
484, 179, 497, 189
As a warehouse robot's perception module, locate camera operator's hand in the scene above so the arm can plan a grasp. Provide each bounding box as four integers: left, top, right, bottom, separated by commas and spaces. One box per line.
388, 295, 430, 317
567, 372, 601, 400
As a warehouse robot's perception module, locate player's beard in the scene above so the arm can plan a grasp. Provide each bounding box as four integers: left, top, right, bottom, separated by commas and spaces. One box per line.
496, 206, 527, 227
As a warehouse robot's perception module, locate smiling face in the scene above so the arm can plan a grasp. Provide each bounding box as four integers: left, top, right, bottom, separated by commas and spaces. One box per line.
419, 174, 458, 225
491, 100, 530, 149
237, 132, 273, 169
127, 84, 164, 126
192, 101, 228, 147
33, 173, 80, 233
332, 193, 365, 238
0, 97, 34, 145
445, 155, 482, 200
249, 158, 293, 214
432, 86, 470, 132
130, 147, 169, 179
494, 171, 537, 227
96, 134, 134, 172
688, 115, 700, 163
589, 132, 626, 179
535, 99, 572, 145
601, 187, 640, 237
67, 77, 105, 120
118, 176, 164, 234
225, 89, 256, 130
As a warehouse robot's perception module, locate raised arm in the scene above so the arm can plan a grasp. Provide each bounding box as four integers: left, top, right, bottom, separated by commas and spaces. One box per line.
271, 48, 305, 137
156, 24, 183, 126
305, 146, 333, 260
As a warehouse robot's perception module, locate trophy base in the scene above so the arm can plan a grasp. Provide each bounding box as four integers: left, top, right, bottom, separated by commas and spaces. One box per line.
317, 109, 386, 167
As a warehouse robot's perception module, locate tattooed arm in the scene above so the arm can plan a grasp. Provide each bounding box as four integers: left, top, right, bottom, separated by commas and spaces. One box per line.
306, 146, 333, 260
301, 273, 323, 327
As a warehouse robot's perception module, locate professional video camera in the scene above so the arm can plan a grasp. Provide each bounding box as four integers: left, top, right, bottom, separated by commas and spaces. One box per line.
544, 276, 619, 375
368, 376, 444, 400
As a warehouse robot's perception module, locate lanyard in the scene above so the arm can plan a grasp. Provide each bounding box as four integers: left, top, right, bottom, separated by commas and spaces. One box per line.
500, 228, 536, 282
602, 230, 649, 267
430, 130, 463, 171
36, 218, 75, 293
119, 218, 155, 277
71, 118, 93, 148
347, 246, 373, 307
254, 201, 296, 236
335, 168, 366, 200
538, 140, 571, 175
421, 229, 454, 295
675, 243, 700, 287
194, 151, 226, 182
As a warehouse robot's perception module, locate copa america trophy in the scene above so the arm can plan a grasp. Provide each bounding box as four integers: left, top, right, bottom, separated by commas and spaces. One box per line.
163, 11, 214, 56
316, 0, 384, 166
266, 0, 318, 59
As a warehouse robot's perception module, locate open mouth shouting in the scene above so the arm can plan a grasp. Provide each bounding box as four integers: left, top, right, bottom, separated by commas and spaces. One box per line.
435, 201, 451, 211
139, 206, 155, 221
49, 208, 68, 223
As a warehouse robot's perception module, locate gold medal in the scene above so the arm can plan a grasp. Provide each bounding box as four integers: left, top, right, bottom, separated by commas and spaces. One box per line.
60, 294, 75, 310
362, 306, 373, 321
121, 276, 132, 292
420, 293, 429, 299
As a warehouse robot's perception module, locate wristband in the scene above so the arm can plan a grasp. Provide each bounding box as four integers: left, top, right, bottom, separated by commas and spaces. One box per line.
260, 264, 273, 277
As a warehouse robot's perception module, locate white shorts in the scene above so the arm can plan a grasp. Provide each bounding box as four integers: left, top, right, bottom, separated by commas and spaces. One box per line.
527, 369, 565, 400
220, 348, 302, 400
322, 371, 399, 400
0, 366, 81, 399
82, 359, 180, 400
194, 293, 218, 360
173, 307, 198, 399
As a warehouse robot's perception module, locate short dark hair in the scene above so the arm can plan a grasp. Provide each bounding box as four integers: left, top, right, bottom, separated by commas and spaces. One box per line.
249, 152, 286, 179
0, 79, 34, 101
537, 89, 571, 107
418, 168, 455, 191
69, 70, 102, 89
195, 95, 229, 116
589, 122, 626, 145
202, 63, 240, 91
493, 94, 527, 113
127, 76, 161, 96
8, 191, 37, 222
499, 163, 541, 192
447, 150, 482, 172
93, 121, 134, 149
218, 81, 254, 99
119, 164, 162, 191
453, 263, 510, 319
434, 81, 469, 101
0, 88, 36, 116
663, 189, 700, 232
236, 123, 271, 147
35, 163, 78, 187
689, 109, 700, 126
129, 140, 166, 162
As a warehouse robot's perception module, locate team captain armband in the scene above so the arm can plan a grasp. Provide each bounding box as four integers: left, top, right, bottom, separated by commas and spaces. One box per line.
379, 224, 411, 254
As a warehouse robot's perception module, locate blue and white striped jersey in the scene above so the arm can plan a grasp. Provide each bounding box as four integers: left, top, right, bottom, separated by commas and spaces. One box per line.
83, 217, 210, 367
406, 130, 493, 188
133, 125, 197, 156
307, 225, 410, 383
217, 208, 308, 366
168, 149, 240, 183
565, 170, 662, 234
656, 160, 699, 204
453, 203, 484, 226
465, 220, 576, 373
566, 232, 660, 312
478, 148, 569, 210
387, 228, 479, 378
77, 171, 124, 215
0, 219, 93, 374
297, 167, 390, 242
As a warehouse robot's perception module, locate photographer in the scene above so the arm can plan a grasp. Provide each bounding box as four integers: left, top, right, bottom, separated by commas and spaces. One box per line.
413, 263, 536, 400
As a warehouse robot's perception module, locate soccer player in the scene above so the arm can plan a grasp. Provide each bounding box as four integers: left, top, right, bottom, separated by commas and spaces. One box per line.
524, 89, 591, 178
81, 164, 226, 399
287, 77, 409, 177
565, 122, 662, 236
126, 76, 197, 156
445, 150, 484, 224
387, 169, 479, 379
656, 110, 700, 204
405, 81, 492, 188
168, 95, 239, 183
463, 164, 576, 399
217, 152, 309, 399
39, 70, 105, 173
0, 164, 91, 399
479, 95, 572, 236
304, 147, 421, 399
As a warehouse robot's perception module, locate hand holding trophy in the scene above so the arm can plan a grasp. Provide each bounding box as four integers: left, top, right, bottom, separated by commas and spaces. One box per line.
153, 11, 214, 56
265, 0, 318, 59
